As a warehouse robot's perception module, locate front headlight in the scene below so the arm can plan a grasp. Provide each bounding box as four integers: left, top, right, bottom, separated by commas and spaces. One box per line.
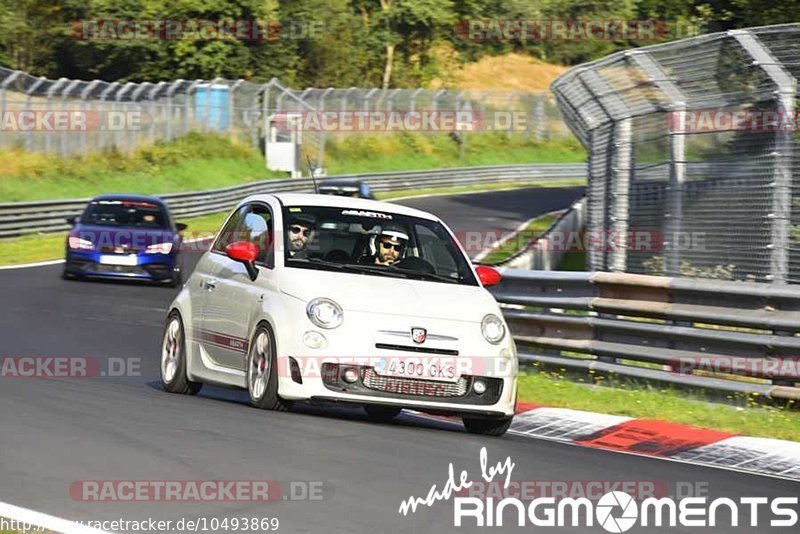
481, 314, 505, 344
306, 298, 343, 329
68, 236, 93, 250
146, 242, 173, 254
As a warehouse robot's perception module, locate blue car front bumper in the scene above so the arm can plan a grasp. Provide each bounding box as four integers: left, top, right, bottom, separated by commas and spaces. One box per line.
64, 249, 179, 282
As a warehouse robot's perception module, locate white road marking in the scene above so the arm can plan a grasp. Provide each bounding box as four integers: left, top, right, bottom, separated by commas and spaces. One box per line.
0, 258, 65, 270
0, 500, 111, 534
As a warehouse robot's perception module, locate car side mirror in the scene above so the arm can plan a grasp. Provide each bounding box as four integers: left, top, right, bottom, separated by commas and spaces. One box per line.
226, 241, 259, 281
66, 215, 79, 226
175, 222, 188, 232
475, 265, 502, 287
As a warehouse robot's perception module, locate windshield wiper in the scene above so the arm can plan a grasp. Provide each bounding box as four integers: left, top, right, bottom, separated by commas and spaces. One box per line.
288, 258, 408, 278
288, 258, 460, 283
340, 263, 408, 278
385, 266, 460, 284
344, 262, 459, 284
287, 257, 346, 270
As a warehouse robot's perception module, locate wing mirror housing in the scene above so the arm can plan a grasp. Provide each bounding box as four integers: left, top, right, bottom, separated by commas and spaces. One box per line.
475, 265, 502, 287
226, 241, 259, 281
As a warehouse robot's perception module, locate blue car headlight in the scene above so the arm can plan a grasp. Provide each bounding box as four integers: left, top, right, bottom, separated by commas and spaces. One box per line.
145, 242, 173, 254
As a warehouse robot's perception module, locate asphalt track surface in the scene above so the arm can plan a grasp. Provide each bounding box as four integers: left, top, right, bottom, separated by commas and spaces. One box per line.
1, 186, 798, 533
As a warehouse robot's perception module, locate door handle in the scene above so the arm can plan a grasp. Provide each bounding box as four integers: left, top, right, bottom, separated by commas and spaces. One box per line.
204, 278, 217, 290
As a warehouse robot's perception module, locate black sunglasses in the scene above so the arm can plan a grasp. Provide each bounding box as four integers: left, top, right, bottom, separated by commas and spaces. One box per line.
289, 225, 310, 237
380, 241, 403, 251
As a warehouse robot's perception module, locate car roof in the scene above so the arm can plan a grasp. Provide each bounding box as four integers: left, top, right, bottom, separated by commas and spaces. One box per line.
90, 194, 167, 206
245, 193, 439, 221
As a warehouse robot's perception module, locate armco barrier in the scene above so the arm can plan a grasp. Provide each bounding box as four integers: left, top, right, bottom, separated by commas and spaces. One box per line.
0, 163, 585, 238
490, 269, 800, 400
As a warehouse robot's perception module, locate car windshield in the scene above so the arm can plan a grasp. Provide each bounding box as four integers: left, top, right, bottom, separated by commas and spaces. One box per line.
282, 205, 478, 286
81, 200, 169, 228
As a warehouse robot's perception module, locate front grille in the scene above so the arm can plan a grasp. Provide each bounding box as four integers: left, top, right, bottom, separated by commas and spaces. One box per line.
97, 245, 143, 253
374, 343, 459, 356
320, 363, 504, 404
362, 368, 468, 397
91, 264, 148, 275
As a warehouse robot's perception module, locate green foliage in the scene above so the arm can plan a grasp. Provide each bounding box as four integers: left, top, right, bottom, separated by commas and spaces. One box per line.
0, 131, 584, 201
2, 0, 796, 86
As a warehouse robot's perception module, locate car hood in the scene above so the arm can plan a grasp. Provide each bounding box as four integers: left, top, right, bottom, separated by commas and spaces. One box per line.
278, 267, 497, 322
71, 224, 176, 248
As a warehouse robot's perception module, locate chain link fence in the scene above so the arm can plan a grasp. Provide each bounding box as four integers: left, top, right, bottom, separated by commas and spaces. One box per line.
552, 23, 800, 284
0, 67, 571, 172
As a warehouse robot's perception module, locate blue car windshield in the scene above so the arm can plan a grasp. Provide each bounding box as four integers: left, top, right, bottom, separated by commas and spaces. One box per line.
81, 200, 168, 228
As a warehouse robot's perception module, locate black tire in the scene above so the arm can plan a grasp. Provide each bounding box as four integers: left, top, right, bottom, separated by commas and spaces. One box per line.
167, 269, 182, 288
160, 311, 202, 395
61, 267, 79, 280
462, 416, 512, 437
247, 323, 291, 411
364, 405, 402, 423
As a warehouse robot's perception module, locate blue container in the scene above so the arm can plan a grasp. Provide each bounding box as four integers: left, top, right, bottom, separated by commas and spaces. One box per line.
194, 84, 230, 130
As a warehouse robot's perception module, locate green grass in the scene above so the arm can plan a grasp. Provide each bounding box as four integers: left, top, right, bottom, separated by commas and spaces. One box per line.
518, 370, 800, 442
0, 132, 585, 202
0, 210, 230, 267
324, 133, 585, 175
375, 178, 585, 201
556, 249, 587, 270
0, 133, 279, 202
479, 212, 558, 265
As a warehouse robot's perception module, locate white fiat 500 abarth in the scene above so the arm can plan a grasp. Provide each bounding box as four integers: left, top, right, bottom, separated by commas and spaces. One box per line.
161, 193, 518, 436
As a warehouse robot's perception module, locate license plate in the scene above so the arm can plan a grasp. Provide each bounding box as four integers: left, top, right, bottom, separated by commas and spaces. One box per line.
99, 254, 138, 266
374, 357, 458, 382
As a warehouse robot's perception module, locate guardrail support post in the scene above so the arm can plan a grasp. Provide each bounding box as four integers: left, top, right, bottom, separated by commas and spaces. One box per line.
44, 78, 68, 154
99, 82, 120, 152
629, 51, 688, 276
731, 30, 796, 284
261, 82, 272, 169
229, 79, 245, 139
79, 80, 103, 154
316, 87, 334, 169
165, 80, 184, 142
0, 70, 22, 150
609, 117, 632, 272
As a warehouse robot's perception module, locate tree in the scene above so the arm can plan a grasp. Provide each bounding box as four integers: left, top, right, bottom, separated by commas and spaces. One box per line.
354, 0, 455, 88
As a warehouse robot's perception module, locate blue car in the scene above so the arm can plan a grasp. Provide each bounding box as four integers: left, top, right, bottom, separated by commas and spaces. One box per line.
63, 194, 186, 287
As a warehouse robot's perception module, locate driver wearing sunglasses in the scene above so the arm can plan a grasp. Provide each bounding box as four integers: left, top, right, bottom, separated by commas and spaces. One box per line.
371, 224, 409, 266
286, 214, 316, 258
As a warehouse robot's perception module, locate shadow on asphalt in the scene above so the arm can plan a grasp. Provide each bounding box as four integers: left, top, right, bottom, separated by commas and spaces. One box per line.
144, 380, 468, 434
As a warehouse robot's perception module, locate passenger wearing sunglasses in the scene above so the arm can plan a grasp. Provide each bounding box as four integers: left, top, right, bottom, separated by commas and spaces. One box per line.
364, 224, 408, 266
286, 214, 316, 258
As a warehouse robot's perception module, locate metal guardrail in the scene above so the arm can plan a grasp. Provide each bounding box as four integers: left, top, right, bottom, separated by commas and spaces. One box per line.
490, 270, 800, 401
0, 163, 586, 238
